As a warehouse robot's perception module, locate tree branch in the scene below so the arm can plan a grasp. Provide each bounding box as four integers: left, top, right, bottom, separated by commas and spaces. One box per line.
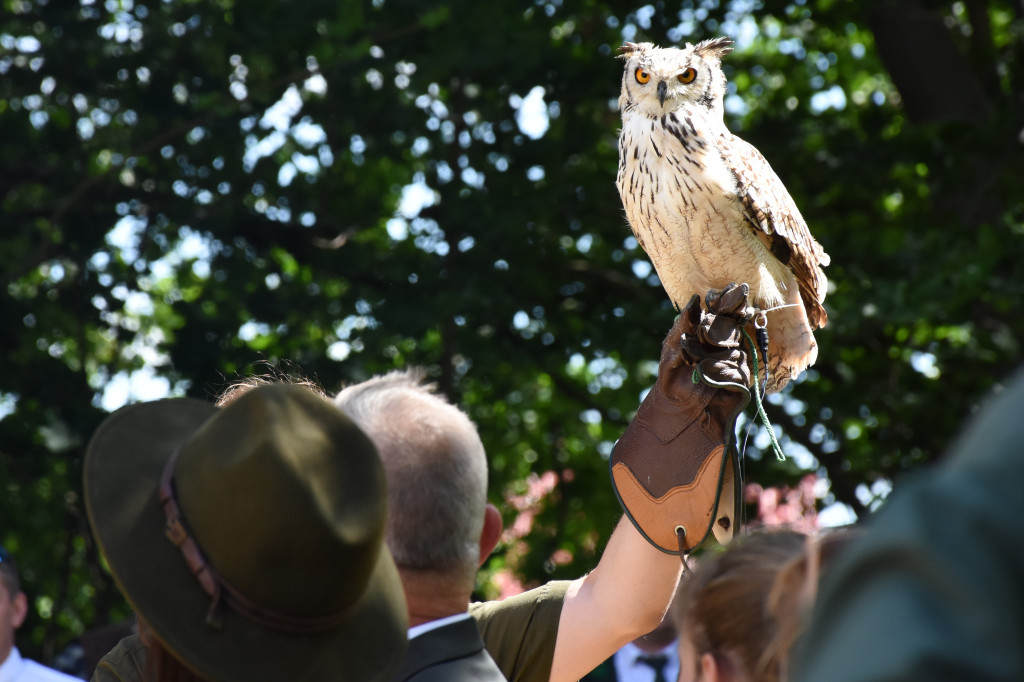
867, 2, 992, 125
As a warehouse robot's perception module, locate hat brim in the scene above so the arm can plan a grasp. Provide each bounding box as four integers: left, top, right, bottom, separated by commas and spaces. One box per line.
84, 397, 408, 682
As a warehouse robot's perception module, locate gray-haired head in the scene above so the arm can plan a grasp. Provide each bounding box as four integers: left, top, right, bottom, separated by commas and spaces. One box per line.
334, 369, 488, 587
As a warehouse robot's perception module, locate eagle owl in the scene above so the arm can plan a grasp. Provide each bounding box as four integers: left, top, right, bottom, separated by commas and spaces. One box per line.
616, 38, 830, 393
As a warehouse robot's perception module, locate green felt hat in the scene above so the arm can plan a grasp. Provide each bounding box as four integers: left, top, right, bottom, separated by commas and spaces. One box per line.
84, 383, 407, 682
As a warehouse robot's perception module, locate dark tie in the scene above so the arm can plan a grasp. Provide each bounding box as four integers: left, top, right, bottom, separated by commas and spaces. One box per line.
637, 654, 669, 682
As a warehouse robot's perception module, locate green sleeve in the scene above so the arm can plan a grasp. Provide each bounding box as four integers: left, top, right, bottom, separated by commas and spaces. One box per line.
470, 580, 571, 682
90, 633, 147, 682
792, 367, 1024, 681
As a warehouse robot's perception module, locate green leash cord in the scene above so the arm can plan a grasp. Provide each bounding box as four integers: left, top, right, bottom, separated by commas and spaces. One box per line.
742, 327, 787, 462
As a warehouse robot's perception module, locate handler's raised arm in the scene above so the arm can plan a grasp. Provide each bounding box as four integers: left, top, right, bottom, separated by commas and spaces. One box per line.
549, 284, 754, 682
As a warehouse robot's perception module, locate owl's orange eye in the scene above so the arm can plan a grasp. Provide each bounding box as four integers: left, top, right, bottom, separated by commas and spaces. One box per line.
635, 68, 651, 84
678, 67, 697, 84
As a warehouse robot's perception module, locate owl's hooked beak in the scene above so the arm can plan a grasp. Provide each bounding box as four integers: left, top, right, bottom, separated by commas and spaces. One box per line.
657, 80, 667, 106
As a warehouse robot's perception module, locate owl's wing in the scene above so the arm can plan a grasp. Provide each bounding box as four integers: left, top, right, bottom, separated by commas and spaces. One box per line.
719, 132, 830, 329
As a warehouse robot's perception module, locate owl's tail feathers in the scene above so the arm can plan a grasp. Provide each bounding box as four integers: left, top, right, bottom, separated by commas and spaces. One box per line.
805, 297, 829, 330
797, 261, 829, 330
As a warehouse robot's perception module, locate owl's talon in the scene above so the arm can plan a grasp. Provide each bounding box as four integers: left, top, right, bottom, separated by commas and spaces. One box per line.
704, 282, 750, 318
703, 282, 739, 311
704, 287, 724, 311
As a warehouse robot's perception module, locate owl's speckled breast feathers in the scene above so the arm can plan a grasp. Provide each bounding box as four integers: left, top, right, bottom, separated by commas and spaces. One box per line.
615, 37, 830, 393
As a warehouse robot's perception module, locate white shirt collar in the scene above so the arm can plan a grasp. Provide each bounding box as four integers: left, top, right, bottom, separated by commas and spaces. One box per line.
0, 647, 24, 682
612, 640, 680, 682
407, 612, 473, 640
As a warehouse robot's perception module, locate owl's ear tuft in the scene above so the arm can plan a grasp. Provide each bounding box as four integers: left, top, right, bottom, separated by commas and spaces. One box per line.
694, 36, 734, 60
617, 42, 655, 60
617, 42, 640, 60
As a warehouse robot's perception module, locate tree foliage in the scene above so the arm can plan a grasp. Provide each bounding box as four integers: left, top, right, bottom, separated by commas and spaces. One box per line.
2, 0, 1022, 663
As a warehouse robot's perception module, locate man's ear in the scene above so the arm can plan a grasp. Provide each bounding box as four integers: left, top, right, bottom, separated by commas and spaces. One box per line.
11, 592, 28, 629
700, 652, 723, 682
478, 503, 503, 566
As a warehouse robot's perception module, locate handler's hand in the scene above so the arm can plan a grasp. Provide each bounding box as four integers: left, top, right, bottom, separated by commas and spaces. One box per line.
610, 283, 751, 554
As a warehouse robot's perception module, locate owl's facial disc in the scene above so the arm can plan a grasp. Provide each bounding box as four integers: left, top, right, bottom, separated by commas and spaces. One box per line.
632, 61, 701, 114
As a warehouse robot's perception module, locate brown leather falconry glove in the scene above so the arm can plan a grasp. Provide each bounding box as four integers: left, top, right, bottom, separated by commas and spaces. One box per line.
611, 283, 753, 555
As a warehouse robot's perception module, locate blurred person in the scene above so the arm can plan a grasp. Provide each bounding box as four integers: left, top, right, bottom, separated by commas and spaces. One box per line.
580, 590, 682, 682
675, 529, 807, 682
0, 548, 82, 682
792, 365, 1024, 681
673, 527, 857, 682
85, 383, 408, 682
